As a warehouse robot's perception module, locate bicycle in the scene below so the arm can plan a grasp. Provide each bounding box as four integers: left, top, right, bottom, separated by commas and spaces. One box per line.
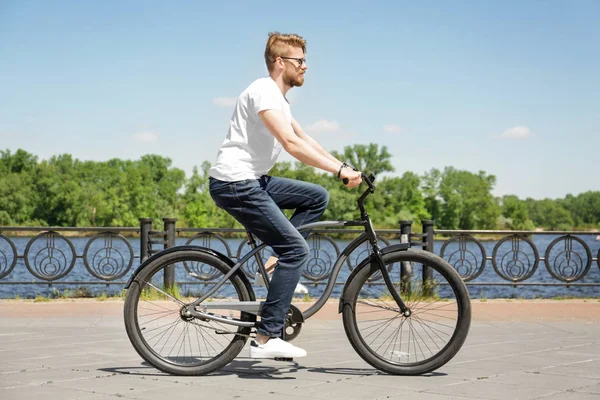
123, 173, 471, 376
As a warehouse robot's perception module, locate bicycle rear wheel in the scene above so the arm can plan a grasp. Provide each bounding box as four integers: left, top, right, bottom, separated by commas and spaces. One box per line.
342, 249, 471, 375
124, 250, 255, 375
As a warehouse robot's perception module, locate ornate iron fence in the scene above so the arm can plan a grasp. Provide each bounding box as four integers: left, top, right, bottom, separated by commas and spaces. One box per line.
435, 227, 600, 287
1, 218, 599, 298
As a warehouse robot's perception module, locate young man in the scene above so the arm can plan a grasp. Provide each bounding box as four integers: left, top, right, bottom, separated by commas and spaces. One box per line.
209, 32, 362, 359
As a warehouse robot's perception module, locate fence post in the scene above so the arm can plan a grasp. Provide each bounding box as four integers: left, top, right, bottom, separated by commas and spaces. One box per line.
139, 218, 153, 264
399, 220, 413, 295
163, 218, 178, 289
421, 220, 435, 296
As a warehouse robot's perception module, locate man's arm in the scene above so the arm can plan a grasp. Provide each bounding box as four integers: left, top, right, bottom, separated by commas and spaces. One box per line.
259, 110, 361, 188
291, 118, 342, 165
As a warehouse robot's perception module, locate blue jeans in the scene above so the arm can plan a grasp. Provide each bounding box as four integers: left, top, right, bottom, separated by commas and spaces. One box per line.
209, 175, 329, 337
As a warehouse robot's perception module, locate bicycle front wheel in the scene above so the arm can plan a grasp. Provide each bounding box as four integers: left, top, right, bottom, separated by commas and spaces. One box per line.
342, 249, 471, 375
124, 250, 255, 375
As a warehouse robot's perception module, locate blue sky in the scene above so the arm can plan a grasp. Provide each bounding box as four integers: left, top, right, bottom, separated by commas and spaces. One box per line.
1, 0, 598, 199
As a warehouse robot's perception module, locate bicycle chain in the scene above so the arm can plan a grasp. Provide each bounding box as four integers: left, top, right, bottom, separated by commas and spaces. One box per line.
186, 318, 298, 340
187, 319, 255, 338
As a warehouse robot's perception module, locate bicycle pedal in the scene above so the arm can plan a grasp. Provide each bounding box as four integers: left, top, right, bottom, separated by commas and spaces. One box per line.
274, 357, 293, 362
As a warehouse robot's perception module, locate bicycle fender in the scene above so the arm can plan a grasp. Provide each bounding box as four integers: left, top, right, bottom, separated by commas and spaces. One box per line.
124, 245, 255, 301
338, 243, 410, 313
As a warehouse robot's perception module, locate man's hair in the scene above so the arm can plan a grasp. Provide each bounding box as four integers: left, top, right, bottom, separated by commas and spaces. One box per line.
264, 32, 306, 73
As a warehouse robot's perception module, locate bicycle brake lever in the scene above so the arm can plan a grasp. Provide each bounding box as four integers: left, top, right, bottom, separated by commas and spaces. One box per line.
343, 174, 375, 187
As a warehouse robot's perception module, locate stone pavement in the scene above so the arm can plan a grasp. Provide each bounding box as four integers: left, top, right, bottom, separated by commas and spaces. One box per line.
1, 300, 600, 400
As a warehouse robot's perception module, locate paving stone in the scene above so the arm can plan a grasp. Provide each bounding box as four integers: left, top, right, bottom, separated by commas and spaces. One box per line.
1, 312, 599, 400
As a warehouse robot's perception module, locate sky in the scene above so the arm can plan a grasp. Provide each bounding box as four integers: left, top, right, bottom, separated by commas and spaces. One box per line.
1, 0, 598, 200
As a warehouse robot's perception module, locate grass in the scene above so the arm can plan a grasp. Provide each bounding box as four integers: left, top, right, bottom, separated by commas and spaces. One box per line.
478, 289, 487, 302
139, 283, 182, 301
34, 294, 51, 302
398, 280, 443, 302
551, 295, 599, 300
19, 288, 126, 301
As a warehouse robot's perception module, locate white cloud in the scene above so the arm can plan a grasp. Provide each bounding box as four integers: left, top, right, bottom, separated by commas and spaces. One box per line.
383, 124, 403, 134
305, 119, 341, 135
212, 97, 238, 108
133, 131, 159, 143
499, 126, 532, 139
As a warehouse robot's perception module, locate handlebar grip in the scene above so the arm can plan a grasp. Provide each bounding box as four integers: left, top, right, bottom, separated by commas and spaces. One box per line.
343, 174, 375, 187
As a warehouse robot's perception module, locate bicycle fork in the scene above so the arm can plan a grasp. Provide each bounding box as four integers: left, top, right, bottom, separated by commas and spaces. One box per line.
372, 246, 411, 317
361, 203, 411, 317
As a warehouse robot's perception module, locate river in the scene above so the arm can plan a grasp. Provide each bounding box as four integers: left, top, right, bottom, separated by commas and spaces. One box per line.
1, 234, 599, 299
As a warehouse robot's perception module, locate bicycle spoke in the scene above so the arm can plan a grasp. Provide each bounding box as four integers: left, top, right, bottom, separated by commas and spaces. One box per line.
357, 299, 399, 313
143, 318, 181, 338
414, 316, 454, 333
358, 315, 402, 334
128, 254, 254, 372
350, 257, 462, 368
408, 319, 428, 361
138, 307, 177, 318
143, 281, 186, 306
411, 314, 448, 344
139, 310, 179, 327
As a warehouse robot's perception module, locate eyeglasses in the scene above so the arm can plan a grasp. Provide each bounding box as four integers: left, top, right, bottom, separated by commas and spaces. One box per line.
279, 57, 306, 66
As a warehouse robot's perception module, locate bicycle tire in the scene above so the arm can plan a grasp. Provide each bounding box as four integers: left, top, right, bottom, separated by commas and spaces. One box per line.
124, 250, 255, 375
341, 248, 471, 375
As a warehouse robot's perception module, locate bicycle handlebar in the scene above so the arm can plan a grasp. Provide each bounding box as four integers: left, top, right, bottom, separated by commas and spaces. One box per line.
342, 172, 376, 191
362, 172, 376, 190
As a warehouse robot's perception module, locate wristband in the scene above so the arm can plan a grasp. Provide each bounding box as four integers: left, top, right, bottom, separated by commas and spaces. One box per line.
337, 162, 348, 179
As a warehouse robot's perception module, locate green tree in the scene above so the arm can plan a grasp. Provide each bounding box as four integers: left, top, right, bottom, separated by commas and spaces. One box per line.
421, 168, 442, 223
0, 149, 38, 173
372, 172, 429, 227
331, 143, 394, 175
1, 146, 596, 232
526, 198, 573, 230
437, 167, 500, 230
500, 195, 535, 230
182, 162, 238, 228
562, 191, 600, 227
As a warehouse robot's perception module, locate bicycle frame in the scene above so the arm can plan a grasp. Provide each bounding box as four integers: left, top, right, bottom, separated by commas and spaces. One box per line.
189, 173, 411, 323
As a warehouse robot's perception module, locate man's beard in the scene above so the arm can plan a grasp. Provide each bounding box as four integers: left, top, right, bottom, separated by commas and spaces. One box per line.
284, 71, 304, 87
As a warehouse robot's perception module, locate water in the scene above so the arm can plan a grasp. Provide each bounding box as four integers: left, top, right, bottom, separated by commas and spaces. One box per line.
1, 233, 599, 299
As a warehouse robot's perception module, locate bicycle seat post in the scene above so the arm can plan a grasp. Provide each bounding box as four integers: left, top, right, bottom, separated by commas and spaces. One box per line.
245, 229, 271, 290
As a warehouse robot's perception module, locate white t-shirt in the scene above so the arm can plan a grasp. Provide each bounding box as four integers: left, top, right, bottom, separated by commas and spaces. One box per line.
209, 77, 292, 181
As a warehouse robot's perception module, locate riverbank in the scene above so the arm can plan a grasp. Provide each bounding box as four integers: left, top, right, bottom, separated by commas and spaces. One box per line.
1, 298, 599, 322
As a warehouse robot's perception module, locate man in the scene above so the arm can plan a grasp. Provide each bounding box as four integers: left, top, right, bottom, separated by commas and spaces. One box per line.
209, 32, 362, 359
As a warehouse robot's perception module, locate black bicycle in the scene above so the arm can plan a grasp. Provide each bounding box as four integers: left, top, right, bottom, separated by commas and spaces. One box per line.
123, 174, 471, 375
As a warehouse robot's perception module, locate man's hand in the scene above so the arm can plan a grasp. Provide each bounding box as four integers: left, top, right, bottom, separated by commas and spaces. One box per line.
340, 168, 362, 189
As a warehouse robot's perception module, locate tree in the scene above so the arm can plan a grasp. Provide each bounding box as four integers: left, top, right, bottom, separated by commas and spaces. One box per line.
437, 167, 500, 230
0, 149, 38, 174
421, 168, 442, 223
0, 146, 595, 231
526, 198, 573, 230
331, 143, 394, 176
501, 195, 535, 230
182, 162, 239, 228
562, 192, 600, 227
372, 173, 429, 226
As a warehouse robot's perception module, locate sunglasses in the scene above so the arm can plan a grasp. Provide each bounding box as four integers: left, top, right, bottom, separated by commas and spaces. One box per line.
279, 57, 306, 66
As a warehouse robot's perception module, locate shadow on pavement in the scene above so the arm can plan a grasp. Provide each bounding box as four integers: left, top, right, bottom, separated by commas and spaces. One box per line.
99, 359, 447, 379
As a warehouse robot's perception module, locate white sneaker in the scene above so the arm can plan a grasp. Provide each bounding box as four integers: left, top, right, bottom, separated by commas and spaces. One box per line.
254, 272, 309, 294
250, 338, 307, 359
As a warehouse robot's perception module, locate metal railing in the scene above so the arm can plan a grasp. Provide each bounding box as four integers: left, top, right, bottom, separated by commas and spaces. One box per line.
1, 219, 599, 295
